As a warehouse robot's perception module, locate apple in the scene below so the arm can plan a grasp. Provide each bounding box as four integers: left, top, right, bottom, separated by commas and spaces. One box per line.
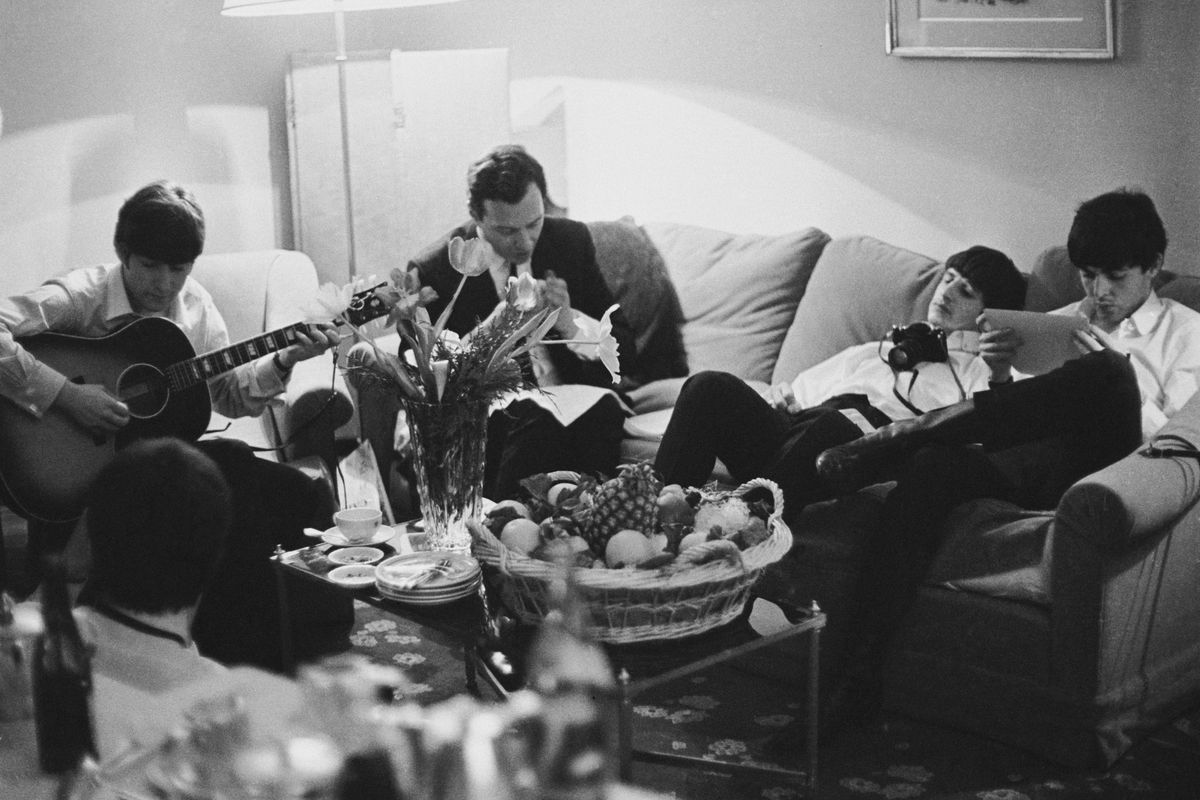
499, 518, 542, 555
678, 531, 709, 552
605, 529, 653, 568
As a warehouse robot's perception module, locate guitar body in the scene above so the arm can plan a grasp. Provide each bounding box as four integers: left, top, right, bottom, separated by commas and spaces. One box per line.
0, 317, 211, 522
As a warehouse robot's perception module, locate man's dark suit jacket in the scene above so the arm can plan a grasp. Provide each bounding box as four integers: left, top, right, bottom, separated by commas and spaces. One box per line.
408, 216, 637, 388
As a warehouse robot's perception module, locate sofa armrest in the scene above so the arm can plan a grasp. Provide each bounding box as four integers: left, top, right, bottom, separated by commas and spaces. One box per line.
1056, 390, 1200, 552
1047, 392, 1200, 717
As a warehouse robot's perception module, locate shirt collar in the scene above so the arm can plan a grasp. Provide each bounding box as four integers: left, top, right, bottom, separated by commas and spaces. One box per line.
102, 263, 137, 323
945, 329, 979, 354
101, 262, 186, 323
1120, 289, 1165, 336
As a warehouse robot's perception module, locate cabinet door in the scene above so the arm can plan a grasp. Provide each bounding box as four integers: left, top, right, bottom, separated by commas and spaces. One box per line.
287, 48, 510, 286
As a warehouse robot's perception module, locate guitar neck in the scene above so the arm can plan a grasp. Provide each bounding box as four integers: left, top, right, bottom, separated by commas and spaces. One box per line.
166, 322, 314, 390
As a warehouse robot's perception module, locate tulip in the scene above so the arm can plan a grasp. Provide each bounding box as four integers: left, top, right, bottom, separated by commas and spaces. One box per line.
551, 305, 622, 384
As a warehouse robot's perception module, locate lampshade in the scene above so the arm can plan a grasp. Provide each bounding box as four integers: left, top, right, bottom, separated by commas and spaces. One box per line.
221, 0, 463, 16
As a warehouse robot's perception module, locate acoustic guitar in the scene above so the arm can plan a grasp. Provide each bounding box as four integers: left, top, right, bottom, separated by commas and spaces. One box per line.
0, 285, 389, 523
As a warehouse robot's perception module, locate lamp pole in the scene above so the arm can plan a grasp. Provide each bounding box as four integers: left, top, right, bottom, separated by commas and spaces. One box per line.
333, 1, 358, 279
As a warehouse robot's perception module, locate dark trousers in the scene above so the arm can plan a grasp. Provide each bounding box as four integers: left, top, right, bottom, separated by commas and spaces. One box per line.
847, 351, 1142, 681
485, 394, 626, 499
190, 439, 353, 672
653, 371, 892, 509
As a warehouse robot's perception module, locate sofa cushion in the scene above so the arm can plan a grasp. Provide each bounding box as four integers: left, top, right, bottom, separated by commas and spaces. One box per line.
927, 498, 1052, 605
587, 217, 689, 388
1025, 245, 1084, 313
772, 236, 942, 383
641, 222, 830, 384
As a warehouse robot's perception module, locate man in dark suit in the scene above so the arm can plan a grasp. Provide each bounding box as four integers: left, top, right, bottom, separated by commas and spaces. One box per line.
402, 145, 636, 499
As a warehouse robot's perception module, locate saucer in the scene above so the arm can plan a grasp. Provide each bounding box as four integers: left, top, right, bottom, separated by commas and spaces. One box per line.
327, 546, 385, 566
328, 564, 377, 588
321, 525, 395, 547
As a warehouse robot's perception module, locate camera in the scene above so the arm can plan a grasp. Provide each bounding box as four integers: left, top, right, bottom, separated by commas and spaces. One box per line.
887, 322, 949, 370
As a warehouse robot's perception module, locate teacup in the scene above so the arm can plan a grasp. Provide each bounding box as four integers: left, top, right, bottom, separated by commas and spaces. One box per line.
333, 507, 382, 543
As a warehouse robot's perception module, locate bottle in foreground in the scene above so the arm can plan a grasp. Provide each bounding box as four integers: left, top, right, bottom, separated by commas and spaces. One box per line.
524, 555, 618, 799
31, 555, 97, 774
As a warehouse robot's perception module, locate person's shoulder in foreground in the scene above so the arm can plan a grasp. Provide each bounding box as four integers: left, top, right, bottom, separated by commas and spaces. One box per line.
77, 437, 234, 757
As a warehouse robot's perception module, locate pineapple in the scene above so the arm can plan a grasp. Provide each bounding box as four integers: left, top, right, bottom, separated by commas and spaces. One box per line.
582, 462, 662, 555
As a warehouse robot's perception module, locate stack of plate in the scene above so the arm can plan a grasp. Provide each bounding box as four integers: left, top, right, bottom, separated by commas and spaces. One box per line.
375, 552, 481, 605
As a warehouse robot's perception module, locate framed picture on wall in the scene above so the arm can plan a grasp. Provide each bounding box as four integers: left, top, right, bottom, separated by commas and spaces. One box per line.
886, 0, 1115, 59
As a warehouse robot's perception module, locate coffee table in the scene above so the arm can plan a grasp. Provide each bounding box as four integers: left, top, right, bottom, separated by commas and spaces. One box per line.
272, 530, 826, 798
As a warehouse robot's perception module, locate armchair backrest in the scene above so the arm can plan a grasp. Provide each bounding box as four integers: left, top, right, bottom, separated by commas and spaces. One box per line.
191, 250, 320, 341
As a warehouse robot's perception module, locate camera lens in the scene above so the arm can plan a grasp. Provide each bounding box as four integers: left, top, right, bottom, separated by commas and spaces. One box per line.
888, 342, 920, 370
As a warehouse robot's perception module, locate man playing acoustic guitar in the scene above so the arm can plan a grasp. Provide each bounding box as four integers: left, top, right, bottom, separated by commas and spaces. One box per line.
0, 180, 351, 669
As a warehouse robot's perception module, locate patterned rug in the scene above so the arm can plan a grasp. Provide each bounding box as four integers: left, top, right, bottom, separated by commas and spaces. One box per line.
348, 601, 1200, 799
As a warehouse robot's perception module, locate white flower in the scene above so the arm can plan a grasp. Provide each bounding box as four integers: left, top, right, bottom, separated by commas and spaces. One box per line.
506, 272, 541, 312
448, 235, 503, 277
301, 275, 377, 323
437, 329, 464, 353
566, 304, 622, 384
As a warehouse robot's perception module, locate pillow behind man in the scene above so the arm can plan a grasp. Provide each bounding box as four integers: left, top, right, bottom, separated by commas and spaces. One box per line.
642, 221, 830, 385
588, 217, 689, 390
773, 236, 951, 384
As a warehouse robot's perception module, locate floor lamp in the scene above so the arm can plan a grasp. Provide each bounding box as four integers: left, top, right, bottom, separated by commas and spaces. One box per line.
221, 0, 465, 279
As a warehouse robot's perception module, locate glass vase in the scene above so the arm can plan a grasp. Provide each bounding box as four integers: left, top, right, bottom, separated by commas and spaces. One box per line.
403, 399, 489, 553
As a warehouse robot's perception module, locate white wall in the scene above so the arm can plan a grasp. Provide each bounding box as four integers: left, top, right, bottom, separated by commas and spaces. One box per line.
0, 0, 1196, 287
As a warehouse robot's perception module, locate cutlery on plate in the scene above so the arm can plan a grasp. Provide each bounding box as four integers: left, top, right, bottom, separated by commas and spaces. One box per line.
397, 559, 452, 590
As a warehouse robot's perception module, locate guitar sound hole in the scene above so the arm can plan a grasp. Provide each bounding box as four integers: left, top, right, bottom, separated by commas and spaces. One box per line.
116, 363, 170, 419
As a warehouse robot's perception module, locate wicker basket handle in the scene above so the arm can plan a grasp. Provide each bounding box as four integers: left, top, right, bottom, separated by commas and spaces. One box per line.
732, 476, 786, 525
468, 518, 518, 576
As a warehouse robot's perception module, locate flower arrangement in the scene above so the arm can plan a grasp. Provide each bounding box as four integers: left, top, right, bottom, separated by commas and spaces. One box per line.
304, 236, 622, 405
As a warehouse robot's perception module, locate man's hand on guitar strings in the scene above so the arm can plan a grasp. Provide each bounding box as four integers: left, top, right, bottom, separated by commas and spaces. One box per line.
53, 381, 130, 434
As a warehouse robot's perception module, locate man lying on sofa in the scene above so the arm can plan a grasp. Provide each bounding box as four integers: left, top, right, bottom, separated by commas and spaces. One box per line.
814, 188, 1200, 725
653, 245, 1026, 512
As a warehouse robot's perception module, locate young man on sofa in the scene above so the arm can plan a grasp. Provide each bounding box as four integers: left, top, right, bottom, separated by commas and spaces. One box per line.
652, 245, 1026, 512
815, 188, 1200, 724
0, 180, 352, 669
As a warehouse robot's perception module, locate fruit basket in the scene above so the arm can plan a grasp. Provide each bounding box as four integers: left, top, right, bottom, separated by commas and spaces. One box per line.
470, 477, 792, 644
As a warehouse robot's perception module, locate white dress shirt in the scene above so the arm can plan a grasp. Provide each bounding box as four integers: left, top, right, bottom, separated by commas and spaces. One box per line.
0, 263, 287, 420
790, 330, 994, 422
75, 606, 228, 759
1055, 290, 1200, 438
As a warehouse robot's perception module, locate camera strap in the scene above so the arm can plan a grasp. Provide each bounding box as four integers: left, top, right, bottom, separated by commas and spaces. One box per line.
889, 361, 968, 417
